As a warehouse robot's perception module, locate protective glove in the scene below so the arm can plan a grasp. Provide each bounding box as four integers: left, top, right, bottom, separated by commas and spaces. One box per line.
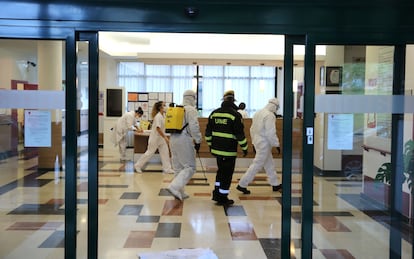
194, 143, 201, 153
276, 147, 281, 154
243, 149, 248, 157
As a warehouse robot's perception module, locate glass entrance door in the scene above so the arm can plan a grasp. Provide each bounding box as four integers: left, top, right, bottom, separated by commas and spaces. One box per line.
311, 44, 413, 258
0, 39, 67, 258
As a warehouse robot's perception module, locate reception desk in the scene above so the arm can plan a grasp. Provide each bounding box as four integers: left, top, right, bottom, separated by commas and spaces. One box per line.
133, 130, 168, 153
134, 132, 151, 153
134, 118, 303, 159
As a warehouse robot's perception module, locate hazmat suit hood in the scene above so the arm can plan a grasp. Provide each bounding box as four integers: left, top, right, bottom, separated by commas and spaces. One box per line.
265, 98, 279, 114
183, 89, 196, 107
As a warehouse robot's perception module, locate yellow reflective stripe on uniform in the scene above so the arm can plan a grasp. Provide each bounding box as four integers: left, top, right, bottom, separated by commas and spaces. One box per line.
211, 149, 238, 156
205, 136, 212, 141
238, 138, 247, 145
212, 131, 236, 139
211, 113, 235, 120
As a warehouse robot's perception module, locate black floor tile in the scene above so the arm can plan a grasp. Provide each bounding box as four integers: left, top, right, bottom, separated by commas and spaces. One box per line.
99, 184, 128, 188
8, 204, 65, 215
155, 223, 181, 238
159, 188, 171, 196
39, 231, 65, 248
275, 197, 318, 206
120, 192, 140, 199
118, 205, 143, 216
137, 215, 160, 223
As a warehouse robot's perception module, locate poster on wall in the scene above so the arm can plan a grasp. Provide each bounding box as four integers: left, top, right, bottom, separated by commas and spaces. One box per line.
148, 92, 158, 100
24, 110, 51, 147
327, 113, 353, 150
127, 102, 135, 112
99, 91, 104, 115
138, 102, 148, 111
367, 113, 376, 128
139, 93, 149, 101
127, 91, 173, 121
158, 92, 166, 101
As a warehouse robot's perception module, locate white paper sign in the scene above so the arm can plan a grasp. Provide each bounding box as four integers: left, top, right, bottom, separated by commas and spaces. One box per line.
24, 110, 52, 147
327, 113, 353, 150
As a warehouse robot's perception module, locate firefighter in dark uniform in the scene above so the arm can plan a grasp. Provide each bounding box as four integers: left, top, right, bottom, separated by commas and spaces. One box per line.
205, 90, 248, 206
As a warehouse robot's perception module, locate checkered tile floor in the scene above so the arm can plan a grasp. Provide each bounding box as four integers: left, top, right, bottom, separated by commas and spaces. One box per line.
0, 145, 412, 258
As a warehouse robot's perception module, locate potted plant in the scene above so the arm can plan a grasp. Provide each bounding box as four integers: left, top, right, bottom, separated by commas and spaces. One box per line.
375, 162, 392, 184
403, 140, 414, 193
375, 139, 414, 220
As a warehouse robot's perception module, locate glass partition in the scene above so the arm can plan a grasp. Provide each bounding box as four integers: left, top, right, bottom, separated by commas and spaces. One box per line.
313, 45, 412, 258
0, 39, 66, 258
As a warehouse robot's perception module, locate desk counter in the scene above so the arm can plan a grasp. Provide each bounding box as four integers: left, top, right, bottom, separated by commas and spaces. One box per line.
134, 118, 302, 158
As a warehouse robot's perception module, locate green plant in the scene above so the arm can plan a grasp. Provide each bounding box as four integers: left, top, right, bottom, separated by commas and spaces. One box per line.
375, 162, 392, 184
373, 140, 414, 221
374, 139, 414, 193
403, 140, 414, 193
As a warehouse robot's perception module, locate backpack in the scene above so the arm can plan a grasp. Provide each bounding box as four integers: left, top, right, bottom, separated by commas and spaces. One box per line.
165, 104, 188, 133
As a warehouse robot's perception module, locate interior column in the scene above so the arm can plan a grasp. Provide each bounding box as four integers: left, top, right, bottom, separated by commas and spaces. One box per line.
37, 41, 63, 169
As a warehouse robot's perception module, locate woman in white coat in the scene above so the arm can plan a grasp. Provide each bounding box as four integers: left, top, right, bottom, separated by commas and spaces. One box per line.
134, 101, 174, 174
237, 102, 248, 118
112, 107, 143, 161
237, 98, 282, 194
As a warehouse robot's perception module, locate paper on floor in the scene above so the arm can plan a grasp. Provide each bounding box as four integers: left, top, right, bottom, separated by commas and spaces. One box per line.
138, 248, 219, 259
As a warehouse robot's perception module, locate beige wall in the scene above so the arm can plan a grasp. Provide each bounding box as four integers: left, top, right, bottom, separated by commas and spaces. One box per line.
99, 53, 118, 135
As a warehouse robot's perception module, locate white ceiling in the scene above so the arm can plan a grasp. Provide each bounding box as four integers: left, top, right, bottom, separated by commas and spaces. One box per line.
99, 32, 326, 66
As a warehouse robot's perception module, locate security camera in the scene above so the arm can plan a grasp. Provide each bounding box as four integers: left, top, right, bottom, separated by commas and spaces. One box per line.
27, 61, 36, 67
184, 7, 199, 18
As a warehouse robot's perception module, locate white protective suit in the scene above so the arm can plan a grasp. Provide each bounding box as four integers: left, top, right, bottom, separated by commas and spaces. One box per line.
111, 110, 137, 160
238, 109, 248, 118
167, 90, 202, 200
238, 98, 280, 188
134, 111, 174, 174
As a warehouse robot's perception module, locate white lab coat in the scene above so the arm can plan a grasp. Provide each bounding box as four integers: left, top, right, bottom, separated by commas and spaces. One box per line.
134, 111, 173, 173
111, 110, 136, 159
239, 102, 280, 187
237, 109, 248, 118
168, 95, 202, 198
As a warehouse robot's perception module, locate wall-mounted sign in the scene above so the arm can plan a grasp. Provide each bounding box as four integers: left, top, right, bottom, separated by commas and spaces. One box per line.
327, 113, 353, 150
24, 110, 51, 147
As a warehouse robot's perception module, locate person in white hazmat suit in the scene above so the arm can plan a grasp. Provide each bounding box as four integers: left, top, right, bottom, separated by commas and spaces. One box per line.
166, 89, 202, 200
236, 98, 282, 194
111, 107, 144, 161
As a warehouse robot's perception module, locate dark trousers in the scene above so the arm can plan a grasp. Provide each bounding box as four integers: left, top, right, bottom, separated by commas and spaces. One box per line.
215, 156, 236, 193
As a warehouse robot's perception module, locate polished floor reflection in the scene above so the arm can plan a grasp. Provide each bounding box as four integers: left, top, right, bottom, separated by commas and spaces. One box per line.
0, 144, 412, 259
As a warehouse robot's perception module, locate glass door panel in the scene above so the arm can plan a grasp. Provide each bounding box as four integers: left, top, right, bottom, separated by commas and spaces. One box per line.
313, 44, 412, 258
0, 39, 66, 258
76, 40, 89, 258
403, 44, 414, 258
291, 44, 305, 258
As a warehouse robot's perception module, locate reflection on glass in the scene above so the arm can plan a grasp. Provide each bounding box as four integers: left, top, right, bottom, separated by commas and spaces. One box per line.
314, 44, 412, 258
0, 39, 66, 257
